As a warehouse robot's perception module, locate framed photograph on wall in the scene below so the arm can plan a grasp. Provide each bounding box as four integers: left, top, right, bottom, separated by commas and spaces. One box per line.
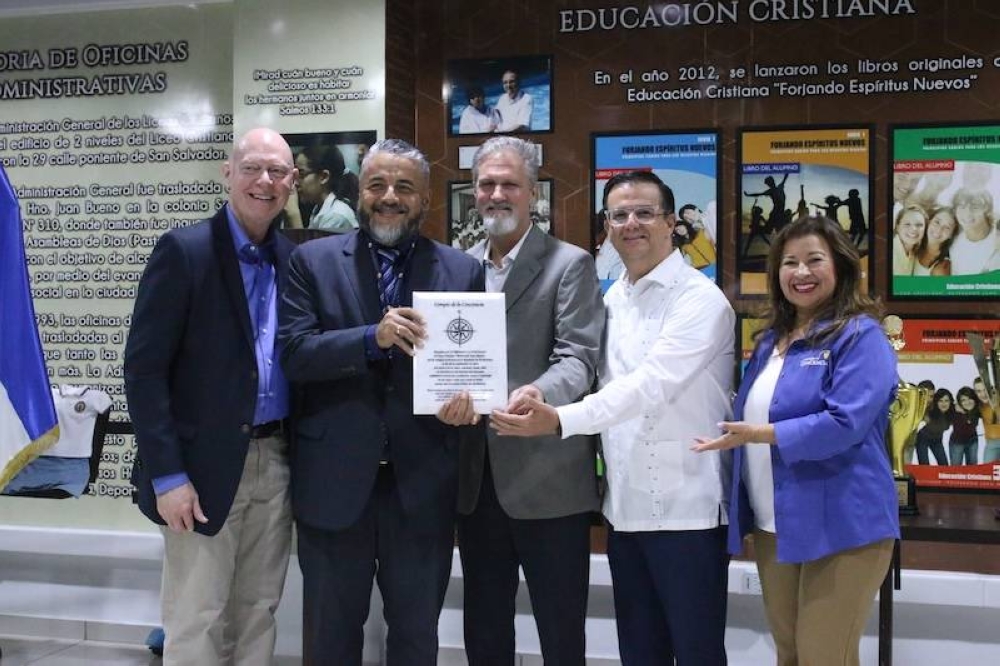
736, 125, 874, 298
592, 130, 720, 292
445, 55, 553, 136
890, 123, 1000, 299
281, 130, 377, 232
891, 315, 1000, 492
447, 179, 553, 251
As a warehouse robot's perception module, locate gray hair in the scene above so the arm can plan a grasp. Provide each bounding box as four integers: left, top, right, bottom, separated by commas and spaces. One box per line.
361, 138, 430, 184
471, 136, 539, 187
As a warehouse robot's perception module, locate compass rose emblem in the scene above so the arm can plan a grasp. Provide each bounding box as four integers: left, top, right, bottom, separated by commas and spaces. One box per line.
446, 310, 474, 346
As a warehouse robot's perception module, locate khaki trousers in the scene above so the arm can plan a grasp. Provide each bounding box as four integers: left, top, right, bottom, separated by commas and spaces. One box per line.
753, 530, 893, 666
161, 435, 292, 666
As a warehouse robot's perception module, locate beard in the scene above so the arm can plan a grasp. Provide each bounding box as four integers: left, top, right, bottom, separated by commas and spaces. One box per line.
358, 203, 423, 247
482, 209, 520, 236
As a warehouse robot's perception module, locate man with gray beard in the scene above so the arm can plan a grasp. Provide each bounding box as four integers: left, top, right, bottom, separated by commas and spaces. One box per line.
444, 136, 605, 665
279, 139, 483, 666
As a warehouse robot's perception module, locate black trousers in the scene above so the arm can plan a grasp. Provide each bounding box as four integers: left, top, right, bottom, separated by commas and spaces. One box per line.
457, 457, 592, 666
608, 526, 729, 666
297, 465, 455, 666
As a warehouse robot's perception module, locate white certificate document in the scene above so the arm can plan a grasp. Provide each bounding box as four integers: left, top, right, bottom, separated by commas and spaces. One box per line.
412, 291, 507, 415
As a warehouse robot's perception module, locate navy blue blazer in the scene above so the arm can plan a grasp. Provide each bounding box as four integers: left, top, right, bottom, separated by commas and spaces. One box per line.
124, 207, 294, 536
279, 230, 484, 533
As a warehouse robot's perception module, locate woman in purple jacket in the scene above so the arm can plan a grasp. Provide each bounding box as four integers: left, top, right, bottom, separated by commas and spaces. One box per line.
694, 215, 899, 666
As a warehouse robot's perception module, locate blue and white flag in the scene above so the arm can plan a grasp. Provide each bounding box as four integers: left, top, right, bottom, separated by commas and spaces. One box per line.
0, 164, 59, 492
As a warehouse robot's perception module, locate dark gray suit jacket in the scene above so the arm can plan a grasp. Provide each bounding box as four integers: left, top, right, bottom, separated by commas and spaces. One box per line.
460, 225, 605, 519
279, 231, 484, 533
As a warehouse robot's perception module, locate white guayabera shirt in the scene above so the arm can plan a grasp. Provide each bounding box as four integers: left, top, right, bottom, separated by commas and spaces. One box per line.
558, 249, 735, 532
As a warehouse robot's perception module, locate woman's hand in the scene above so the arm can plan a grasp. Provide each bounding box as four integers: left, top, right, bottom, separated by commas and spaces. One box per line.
691, 421, 771, 452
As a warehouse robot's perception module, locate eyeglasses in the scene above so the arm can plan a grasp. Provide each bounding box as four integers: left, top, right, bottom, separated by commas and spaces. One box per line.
238, 164, 292, 180
956, 201, 988, 211
605, 206, 666, 226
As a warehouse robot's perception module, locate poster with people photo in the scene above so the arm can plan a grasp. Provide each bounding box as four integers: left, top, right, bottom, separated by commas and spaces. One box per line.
445, 55, 553, 136
281, 130, 377, 234
447, 179, 553, 251
592, 130, 720, 292
891, 316, 1000, 492
890, 123, 1000, 299
737, 126, 873, 298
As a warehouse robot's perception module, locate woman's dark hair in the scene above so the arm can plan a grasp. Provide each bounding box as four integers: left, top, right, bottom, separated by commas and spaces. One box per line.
916, 206, 958, 261
927, 388, 955, 422
956, 386, 982, 422
300, 143, 354, 208
678, 203, 699, 219
673, 218, 696, 247
759, 214, 882, 345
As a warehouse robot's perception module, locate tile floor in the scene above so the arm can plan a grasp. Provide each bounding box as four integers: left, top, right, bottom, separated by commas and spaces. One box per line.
0, 637, 305, 665
0, 637, 160, 665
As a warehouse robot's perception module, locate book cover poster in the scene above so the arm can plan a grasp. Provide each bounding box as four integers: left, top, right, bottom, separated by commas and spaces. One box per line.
738, 126, 872, 297
893, 316, 1000, 492
891, 124, 1000, 299
593, 131, 719, 291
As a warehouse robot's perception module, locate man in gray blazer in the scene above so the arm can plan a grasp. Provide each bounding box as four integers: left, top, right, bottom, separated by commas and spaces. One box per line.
456, 136, 604, 665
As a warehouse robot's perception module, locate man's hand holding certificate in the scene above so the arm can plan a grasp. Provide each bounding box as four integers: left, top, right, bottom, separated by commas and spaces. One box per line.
412, 292, 508, 415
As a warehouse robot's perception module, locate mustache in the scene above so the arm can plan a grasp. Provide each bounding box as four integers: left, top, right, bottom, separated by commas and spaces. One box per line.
373, 203, 407, 214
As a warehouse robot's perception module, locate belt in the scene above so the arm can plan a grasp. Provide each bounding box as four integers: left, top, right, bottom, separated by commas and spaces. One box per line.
250, 419, 285, 439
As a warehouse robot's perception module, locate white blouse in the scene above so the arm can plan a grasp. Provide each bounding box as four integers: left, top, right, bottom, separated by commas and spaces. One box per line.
742, 347, 783, 533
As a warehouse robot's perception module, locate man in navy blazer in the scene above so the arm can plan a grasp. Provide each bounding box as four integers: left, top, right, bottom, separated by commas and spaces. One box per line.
125, 128, 297, 665
279, 139, 484, 666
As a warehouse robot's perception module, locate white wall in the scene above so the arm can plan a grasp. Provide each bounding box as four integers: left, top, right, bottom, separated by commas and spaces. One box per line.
2, 526, 999, 665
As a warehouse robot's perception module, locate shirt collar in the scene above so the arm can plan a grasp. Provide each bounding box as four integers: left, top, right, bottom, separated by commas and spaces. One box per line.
360, 229, 417, 262
226, 205, 275, 264
624, 248, 684, 291
484, 224, 532, 269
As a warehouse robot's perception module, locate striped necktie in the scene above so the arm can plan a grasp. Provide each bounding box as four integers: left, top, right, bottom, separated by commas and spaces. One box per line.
376, 246, 400, 309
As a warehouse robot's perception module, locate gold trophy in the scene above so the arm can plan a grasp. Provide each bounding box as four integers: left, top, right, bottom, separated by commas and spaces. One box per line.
883, 315, 931, 515
888, 381, 931, 515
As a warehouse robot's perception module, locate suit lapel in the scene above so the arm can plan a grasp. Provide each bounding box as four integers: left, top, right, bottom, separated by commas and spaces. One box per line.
406, 236, 442, 297
501, 226, 544, 312
273, 231, 294, 290
210, 208, 255, 348
342, 231, 383, 323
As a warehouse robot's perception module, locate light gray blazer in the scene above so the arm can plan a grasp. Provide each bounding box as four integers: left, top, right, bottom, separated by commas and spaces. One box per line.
459, 225, 605, 519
